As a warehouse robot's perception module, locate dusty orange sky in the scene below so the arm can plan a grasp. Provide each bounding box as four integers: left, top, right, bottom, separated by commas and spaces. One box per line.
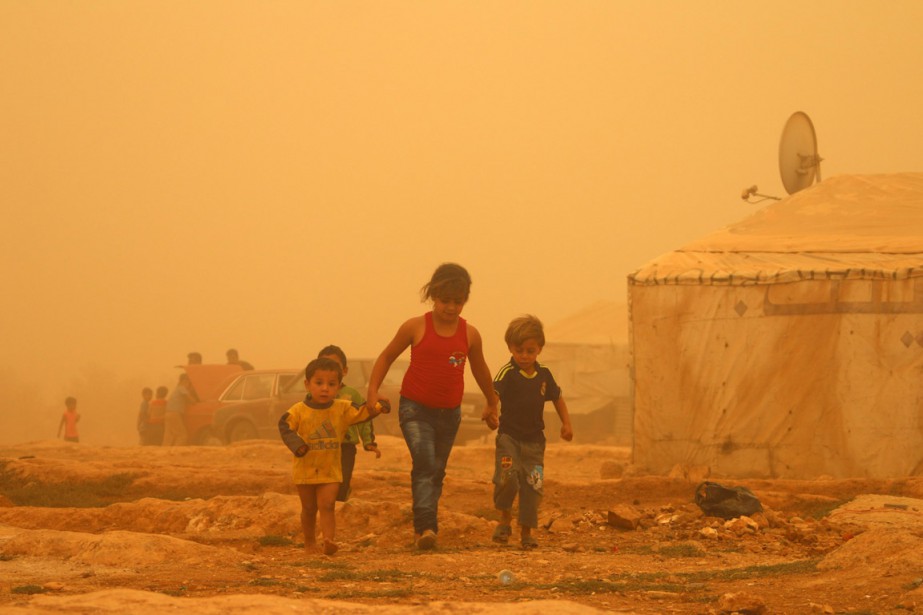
2, 2, 923, 433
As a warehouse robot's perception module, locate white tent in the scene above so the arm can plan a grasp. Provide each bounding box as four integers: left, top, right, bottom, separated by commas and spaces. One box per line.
629, 173, 923, 478
540, 301, 630, 443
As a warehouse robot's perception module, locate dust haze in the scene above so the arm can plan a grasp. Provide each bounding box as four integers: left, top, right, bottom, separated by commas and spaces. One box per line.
2, 2, 923, 445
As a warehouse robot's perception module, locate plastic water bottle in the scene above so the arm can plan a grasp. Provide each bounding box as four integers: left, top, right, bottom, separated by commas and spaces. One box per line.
498, 569, 515, 585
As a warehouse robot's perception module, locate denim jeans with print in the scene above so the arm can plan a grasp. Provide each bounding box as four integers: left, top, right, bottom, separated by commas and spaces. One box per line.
399, 396, 461, 535
493, 432, 545, 528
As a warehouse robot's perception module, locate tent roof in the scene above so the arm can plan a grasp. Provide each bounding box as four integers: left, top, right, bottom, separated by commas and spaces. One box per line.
545, 300, 628, 346
630, 173, 923, 286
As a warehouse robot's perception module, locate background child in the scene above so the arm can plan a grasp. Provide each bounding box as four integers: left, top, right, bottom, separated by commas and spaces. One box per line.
485, 314, 573, 549
366, 262, 499, 550
57, 397, 80, 442
279, 357, 389, 556
137, 387, 153, 445
162, 373, 196, 446
145, 386, 168, 446
315, 345, 381, 503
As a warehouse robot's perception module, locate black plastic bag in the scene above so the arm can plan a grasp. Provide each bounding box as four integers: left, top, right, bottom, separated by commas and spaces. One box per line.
694, 481, 763, 519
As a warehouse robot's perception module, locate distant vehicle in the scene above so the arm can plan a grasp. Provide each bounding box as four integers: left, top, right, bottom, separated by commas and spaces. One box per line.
207, 369, 306, 444
181, 364, 246, 445
208, 359, 490, 445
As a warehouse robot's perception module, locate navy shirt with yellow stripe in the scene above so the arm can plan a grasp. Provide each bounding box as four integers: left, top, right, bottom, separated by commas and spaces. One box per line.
494, 357, 561, 442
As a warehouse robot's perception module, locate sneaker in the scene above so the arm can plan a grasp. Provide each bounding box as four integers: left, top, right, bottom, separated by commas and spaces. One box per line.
491, 524, 512, 544
416, 529, 437, 550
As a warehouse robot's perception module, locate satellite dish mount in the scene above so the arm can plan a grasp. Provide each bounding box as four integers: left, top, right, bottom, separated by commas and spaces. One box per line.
741, 110, 824, 202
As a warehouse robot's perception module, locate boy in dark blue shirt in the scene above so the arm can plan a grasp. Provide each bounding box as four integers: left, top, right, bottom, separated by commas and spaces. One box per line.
485, 315, 572, 549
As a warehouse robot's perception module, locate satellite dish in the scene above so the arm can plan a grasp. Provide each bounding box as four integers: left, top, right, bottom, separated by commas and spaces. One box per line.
778, 111, 823, 194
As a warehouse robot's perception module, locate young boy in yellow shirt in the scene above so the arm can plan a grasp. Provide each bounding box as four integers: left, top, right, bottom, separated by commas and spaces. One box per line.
279, 357, 389, 555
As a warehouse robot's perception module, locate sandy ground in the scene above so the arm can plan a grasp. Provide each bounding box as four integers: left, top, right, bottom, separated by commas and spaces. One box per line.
2, 437, 923, 614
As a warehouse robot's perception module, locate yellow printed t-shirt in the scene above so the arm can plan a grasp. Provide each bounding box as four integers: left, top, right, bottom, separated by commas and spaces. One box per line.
283, 398, 371, 484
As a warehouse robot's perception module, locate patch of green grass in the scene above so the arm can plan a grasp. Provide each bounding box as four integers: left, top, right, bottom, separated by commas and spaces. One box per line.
289, 559, 352, 570
804, 500, 850, 520
160, 586, 187, 597
528, 577, 686, 595
295, 585, 320, 593
1, 468, 138, 508
318, 569, 421, 582
326, 588, 416, 599
258, 535, 293, 547
618, 543, 654, 555
658, 543, 706, 558
518, 560, 820, 597
249, 578, 285, 587
681, 559, 819, 583
11, 585, 47, 595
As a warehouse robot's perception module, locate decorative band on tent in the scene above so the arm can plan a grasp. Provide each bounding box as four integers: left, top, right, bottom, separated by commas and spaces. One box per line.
628, 265, 923, 286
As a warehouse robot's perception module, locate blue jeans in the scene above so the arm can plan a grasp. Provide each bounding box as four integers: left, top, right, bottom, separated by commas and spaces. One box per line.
493, 433, 545, 528
399, 397, 461, 535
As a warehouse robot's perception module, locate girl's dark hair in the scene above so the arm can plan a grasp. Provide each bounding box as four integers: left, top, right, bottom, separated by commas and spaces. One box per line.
421, 262, 471, 302
317, 345, 347, 367
305, 357, 343, 381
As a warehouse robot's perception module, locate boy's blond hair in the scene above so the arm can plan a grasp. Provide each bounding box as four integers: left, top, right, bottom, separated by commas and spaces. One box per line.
504, 314, 545, 347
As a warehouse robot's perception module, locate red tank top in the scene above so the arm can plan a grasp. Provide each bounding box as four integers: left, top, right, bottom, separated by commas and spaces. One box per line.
401, 312, 468, 408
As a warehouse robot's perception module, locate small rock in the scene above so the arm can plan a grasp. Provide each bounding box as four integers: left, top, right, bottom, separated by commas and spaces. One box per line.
699, 527, 719, 539
607, 504, 642, 530
718, 591, 767, 614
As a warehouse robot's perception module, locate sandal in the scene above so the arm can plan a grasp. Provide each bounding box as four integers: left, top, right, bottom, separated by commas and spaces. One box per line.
521, 535, 538, 550
416, 529, 437, 550
492, 524, 512, 544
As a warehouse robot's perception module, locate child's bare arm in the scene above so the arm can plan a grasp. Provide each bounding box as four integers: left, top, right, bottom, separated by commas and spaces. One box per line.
466, 325, 499, 409
366, 319, 417, 409
553, 396, 573, 442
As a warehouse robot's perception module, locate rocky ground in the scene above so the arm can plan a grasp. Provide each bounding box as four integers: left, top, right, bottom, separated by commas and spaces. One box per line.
1, 437, 923, 614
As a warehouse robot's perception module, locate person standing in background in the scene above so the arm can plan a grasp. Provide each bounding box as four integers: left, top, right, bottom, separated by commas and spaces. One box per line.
58, 397, 81, 443
137, 387, 153, 445
162, 374, 197, 446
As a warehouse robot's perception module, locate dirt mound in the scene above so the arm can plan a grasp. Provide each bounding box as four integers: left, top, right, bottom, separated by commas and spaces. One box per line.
0, 527, 248, 567
5, 440, 923, 613
819, 527, 923, 574
20, 590, 619, 615
0, 494, 301, 537
826, 494, 923, 530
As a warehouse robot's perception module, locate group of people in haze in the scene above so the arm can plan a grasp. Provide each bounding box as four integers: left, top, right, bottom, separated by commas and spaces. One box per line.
134, 348, 254, 446
279, 262, 573, 556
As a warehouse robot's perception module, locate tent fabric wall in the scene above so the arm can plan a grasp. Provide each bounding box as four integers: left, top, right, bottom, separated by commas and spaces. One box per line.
629, 173, 923, 478
540, 301, 631, 443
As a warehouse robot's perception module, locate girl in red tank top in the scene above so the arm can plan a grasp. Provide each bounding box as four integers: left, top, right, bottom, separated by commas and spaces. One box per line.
365, 263, 499, 550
